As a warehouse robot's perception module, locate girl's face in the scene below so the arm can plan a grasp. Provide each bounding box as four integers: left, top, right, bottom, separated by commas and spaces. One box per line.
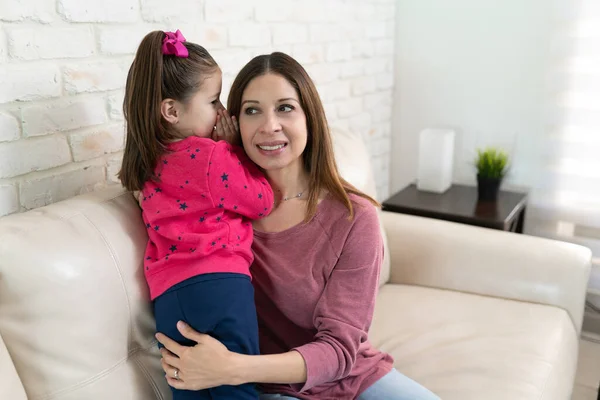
238, 73, 308, 172
169, 70, 224, 139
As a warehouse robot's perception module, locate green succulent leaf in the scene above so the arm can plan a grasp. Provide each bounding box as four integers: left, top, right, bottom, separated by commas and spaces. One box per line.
475, 148, 509, 179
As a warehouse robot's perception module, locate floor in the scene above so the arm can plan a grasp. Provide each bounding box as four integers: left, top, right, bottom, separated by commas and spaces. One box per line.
573, 332, 600, 400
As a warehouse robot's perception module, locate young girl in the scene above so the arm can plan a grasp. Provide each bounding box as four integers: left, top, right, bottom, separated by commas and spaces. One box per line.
119, 30, 273, 400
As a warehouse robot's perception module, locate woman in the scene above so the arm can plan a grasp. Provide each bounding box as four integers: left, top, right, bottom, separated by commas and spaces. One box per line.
155, 52, 440, 400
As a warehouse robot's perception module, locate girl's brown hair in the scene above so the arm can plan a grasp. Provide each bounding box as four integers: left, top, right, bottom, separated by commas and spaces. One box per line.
119, 30, 218, 191
227, 52, 379, 221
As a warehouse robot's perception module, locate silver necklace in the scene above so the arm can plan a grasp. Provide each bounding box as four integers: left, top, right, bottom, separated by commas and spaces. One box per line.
281, 190, 305, 201
275, 189, 307, 205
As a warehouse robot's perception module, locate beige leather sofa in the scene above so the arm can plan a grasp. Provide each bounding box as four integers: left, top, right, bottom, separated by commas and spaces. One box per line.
0, 128, 592, 400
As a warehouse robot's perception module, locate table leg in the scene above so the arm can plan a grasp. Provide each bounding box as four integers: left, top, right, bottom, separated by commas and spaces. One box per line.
516, 206, 526, 234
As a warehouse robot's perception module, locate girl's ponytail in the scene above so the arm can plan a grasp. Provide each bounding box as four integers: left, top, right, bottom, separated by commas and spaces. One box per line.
120, 31, 170, 191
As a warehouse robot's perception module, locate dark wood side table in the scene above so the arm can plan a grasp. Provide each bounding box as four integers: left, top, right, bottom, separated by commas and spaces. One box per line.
382, 184, 528, 233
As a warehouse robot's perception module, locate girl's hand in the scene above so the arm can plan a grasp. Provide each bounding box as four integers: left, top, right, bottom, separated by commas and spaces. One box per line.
212, 109, 240, 146
156, 321, 242, 390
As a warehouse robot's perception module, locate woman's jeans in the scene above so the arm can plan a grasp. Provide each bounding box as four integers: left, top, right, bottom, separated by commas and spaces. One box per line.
258, 368, 440, 400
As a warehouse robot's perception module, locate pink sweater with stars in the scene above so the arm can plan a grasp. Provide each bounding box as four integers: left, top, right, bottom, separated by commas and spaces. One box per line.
141, 136, 274, 300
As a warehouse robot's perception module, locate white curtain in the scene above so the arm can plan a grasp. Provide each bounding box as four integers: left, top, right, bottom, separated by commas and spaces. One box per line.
527, 0, 600, 322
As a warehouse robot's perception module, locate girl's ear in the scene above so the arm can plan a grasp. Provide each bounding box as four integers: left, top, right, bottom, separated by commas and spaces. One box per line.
161, 98, 179, 125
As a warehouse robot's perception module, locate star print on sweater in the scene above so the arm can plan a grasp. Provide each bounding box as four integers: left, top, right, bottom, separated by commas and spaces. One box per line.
140, 136, 274, 300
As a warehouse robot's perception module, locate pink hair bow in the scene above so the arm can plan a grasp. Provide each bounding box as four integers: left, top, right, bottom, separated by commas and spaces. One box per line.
162, 30, 189, 58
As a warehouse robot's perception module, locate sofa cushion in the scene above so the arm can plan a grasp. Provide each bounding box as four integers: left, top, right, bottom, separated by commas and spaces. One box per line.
331, 126, 390, 287
371, 284, 579, 400
0, 186, 170, 400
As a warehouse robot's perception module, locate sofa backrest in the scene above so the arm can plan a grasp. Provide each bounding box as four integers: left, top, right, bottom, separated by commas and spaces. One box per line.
330, 126, 391, 288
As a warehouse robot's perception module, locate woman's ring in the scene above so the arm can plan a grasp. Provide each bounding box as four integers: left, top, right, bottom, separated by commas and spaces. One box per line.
174, 368, 179, 380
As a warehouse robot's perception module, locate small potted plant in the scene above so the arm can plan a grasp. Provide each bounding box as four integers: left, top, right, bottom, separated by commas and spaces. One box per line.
475, 147, 508, 202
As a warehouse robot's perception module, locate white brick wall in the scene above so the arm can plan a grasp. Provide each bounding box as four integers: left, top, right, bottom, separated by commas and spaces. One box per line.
0, 0, 395, 216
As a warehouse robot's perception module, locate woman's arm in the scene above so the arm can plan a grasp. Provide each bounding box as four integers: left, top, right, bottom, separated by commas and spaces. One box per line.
233, 351, 307, 386
156, 322, 306, 391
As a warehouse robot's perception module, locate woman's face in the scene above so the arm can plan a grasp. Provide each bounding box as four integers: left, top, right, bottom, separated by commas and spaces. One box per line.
238, 73, 308, 172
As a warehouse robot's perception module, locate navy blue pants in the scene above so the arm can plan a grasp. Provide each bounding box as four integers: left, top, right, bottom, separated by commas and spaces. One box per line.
154, 273, 259, 400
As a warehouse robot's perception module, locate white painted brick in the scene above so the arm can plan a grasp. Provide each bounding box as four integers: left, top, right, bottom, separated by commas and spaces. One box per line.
210, 49, 254, 77
372, 104, 392, 123
291, 44, 325, 65
354, 4, 377, 21
366, 23, 387, 39
0, 184, 19, 216
376, 4, 396, 21
140, 0, 202, 22
272, 24, 308, 45
20, 164, 105, 209
0, 64, 60, 103
348, 112, 372, 135
376, 73, 394, 90
294, 1, 336, 23
326, 43, 353, 62
317, 81, 351, 102
7, 26, 94, 60
375, 122, 392, 138
69, 124, 125, 162
255, 1, 294, 22
370, 135, 391, 156
322, 102, 337, 121
305, 64, 340, 85
106, 153, 124, 184
21, 97, 108, 137
375, 39, 394, 56
205, 0, 253, 23
63, 61, 129, 94
364, 91, 392, 111
228, 24, 271, 47
337, 98, 363, 119
310, 24, 343, 43
0, 136, 71, 179
330, 119, 350, 130
98, 26, 150, 55
353, 40, 376, 58
0, 0, 55, 23
250, 45, 292, 57
340, 61, 365, 78
188, 25, 228, 50
0, 113, 20, 142
58, 0, 138, 22
352, 76, 378, 95
364, 58, 387, 75
107, 92, 124, 120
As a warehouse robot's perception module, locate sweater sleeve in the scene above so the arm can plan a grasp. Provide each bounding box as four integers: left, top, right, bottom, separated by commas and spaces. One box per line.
207, 141, 274, 219
292, 204, 384, 392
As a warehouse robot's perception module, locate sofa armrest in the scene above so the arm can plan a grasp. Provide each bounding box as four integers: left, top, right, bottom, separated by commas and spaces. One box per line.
0, 331, 27, 400
381, 211, 592, 334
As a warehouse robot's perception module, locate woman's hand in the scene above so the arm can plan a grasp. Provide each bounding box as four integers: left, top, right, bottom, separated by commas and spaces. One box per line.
156, 321, 241, 390
212, 109, 240, 146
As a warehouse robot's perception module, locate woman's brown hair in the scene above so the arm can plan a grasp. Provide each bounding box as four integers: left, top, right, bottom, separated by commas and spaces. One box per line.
227, 52, 379, 221
119, 30, 218, 191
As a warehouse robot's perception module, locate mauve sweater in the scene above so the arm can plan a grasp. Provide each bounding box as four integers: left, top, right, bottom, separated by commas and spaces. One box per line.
251, 194, 394, 400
